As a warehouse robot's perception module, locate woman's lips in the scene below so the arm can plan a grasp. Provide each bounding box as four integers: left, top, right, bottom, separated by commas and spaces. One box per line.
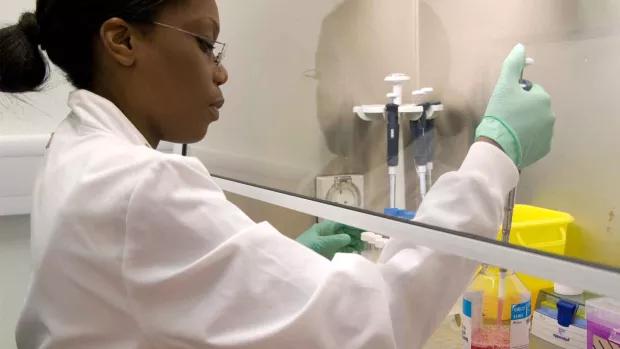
208, 99, 224, 121
212, 99, 225, 109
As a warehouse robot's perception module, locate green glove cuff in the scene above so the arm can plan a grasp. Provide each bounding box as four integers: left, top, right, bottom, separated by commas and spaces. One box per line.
475, 116, 523, 167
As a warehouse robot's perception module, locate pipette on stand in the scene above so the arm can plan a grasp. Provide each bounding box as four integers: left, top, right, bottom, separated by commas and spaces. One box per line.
411, 103, 429, 200
386, 99, 399, 209
426, 119, 435, 188
418, 88, 438, 190
411, 88, 434, 201
411, 90, 426, 201
384, 74, 410, 209
425, 101, 442, 189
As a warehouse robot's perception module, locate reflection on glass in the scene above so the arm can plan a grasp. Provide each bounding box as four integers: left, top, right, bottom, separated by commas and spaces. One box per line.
195, 0, 620, 269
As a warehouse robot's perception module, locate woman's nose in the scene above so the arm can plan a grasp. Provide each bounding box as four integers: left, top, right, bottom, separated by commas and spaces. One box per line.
214, 65, 228, 86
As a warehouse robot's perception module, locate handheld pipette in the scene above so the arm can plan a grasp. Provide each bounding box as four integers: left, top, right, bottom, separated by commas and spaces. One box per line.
520, 58, 535, 91
498, 182, 518, 327
497, 56, 534, 327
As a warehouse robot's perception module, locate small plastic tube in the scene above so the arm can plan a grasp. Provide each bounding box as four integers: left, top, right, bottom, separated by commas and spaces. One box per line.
368, 235, 382, 262
361, 232, 374, 260
374, 238, 387, 263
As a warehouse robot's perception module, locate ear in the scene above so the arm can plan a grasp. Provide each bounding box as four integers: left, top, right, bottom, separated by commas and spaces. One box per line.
99, 18, 138, 67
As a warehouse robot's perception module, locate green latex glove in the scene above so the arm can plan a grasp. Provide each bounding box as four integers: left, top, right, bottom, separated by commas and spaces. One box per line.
296, 220, 363, 260
476, 43, 556, 168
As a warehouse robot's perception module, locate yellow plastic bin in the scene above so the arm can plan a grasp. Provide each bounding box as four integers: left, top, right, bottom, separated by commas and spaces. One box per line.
496, 205, 575, 307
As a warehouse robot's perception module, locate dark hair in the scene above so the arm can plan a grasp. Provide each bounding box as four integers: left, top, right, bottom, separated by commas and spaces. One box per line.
0, 0, 174, 93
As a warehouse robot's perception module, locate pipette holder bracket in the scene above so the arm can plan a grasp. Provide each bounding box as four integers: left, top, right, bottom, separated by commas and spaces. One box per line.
353, 104, 444, 123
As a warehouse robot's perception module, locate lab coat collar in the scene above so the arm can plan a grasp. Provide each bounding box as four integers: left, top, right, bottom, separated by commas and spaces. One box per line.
68, 90, 152, 148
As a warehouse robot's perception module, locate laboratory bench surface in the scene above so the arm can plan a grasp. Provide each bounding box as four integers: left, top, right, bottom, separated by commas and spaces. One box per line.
424, 319, 563, 349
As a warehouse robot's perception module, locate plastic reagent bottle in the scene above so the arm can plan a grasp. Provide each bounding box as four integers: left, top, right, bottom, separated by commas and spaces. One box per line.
462, 265, 532, 349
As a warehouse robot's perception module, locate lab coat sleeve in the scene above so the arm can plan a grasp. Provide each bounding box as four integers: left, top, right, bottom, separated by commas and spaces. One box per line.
123, 142, 517, 349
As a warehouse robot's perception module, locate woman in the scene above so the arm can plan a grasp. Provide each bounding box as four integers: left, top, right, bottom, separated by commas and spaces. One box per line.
0, 0, 555, 348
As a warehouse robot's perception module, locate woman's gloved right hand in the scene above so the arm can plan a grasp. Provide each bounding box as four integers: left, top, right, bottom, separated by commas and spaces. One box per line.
475, 43, 556, 168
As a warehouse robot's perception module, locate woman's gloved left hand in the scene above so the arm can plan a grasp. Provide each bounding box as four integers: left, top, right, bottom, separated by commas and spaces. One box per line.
296, 220, 363, 260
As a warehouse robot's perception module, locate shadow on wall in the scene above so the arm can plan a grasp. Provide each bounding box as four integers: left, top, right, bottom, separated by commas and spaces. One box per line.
314, 0, 416, 211
404, 1, 477, 210
313, 0, 498, 211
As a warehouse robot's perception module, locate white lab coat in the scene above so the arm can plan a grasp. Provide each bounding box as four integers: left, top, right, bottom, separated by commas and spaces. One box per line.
16, 90, 519, 349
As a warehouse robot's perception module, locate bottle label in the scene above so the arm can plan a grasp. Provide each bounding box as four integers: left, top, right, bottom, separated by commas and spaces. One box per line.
462, 294, 530, 349
509, 300, 532, 349
462, 299, 472, 349
462, 293, 482, 349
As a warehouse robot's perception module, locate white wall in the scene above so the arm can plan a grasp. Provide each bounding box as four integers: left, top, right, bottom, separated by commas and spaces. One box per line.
1, 5, 41, 349
0, 216, 30, 349
195, 0, 419, 209
0, 4, 61, 347
0, 0, 71, 136
195, 0, 343, 195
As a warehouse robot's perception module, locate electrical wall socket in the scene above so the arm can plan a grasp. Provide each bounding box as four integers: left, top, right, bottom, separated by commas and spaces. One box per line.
315, 175, 364, 208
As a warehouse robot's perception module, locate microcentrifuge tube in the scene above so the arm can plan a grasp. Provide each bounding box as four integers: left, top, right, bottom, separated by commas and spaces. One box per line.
361, 232, 374, 260
369, 235, 381, 262
375, 238, 386, 263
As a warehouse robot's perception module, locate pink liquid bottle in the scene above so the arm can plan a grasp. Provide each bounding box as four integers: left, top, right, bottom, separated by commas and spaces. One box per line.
462, 265, 532, 349
462, 175, 532, 349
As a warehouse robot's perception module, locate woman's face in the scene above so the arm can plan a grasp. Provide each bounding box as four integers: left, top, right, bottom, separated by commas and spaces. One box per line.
104, 0, 228, 145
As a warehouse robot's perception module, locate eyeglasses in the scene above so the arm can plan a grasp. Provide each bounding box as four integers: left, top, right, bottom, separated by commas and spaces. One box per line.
152, 22, 226, 66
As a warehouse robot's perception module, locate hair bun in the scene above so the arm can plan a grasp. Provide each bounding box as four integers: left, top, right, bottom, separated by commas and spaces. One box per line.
18, 12, 41, 45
